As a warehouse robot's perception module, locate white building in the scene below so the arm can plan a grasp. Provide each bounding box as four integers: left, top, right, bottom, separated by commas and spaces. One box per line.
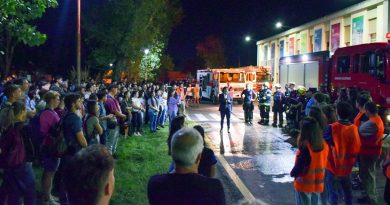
256, 0, 390, 83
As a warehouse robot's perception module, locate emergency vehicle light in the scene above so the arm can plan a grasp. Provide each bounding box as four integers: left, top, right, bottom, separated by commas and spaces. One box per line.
387, 32, 390, 39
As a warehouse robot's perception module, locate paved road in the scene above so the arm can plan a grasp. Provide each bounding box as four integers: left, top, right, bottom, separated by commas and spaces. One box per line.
186, 102, 388, 205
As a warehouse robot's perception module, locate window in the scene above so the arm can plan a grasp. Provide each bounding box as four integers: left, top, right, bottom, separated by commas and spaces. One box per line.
337, 56, 350, 74
359, 55, 369, 73
376, 54, 385, 80
246, 73, 255, 81
353, 55, 359, 73
256, 72, 270, 82
219, 72, 245, 83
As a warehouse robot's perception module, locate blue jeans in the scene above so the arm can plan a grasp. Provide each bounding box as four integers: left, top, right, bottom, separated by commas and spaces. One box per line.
99, 129, 108, 145
220, 110, 231, 129
295, 190, 326, 205
158, 107, 167, 126
325, 170, 353, 205
107, 126, 119, 154
168, 110, 177, 126
4, 163, 36, 205
148, 110, 158, 132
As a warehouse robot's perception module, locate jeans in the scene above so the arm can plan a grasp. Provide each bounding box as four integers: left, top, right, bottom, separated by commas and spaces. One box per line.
325, 170, 352, 205
158, 107, 167, 126
99, 129, 108, 145
168, 109, 177, 126
4, 163, 36, 205
106, 126, 120, 154
148, 110, 158, 132
131, 112, 142, 133
360, 155, 379, 203
295, 190, 326, 205
220, 110, 231, 130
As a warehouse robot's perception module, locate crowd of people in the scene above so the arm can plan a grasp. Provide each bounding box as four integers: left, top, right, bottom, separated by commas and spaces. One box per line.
238, 82, 390, 205
0, 76, 217, 205
0, 74, 389, 205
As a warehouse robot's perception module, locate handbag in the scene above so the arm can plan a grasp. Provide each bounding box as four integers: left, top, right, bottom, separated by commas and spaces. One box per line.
107, 117, 118, 129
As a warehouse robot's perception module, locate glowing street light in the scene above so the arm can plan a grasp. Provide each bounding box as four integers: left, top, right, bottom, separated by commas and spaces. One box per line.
144, 49, 150, 55
245, 36, 251, 42
109, 63, 113, 67
276, 22, 283, 29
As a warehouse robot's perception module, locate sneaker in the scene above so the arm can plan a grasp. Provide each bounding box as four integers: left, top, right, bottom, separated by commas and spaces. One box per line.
272, 123, 277, 127
227, 128, 230, 133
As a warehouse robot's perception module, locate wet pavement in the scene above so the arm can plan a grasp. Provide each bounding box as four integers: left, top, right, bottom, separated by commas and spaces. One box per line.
187, 102, 296, 204
187, 102, 388, 205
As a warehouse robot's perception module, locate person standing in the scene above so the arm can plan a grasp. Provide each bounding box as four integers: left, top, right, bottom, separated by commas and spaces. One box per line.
219, 87, 232, 133
193, 83, 200, 106
257, 82, 272, 125
272, 84, 285, 128
105, 85, 126, 156
291, 117, 329, 205
241, 83, 256, 125
323, 101, 361, 205
357, 102, 384, 204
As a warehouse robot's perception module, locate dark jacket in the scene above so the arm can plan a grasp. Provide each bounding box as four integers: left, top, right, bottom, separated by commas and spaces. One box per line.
218, 93, 232, 112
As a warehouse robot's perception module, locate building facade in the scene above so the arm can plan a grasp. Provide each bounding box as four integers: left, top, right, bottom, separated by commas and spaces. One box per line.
256, 0, 390, 83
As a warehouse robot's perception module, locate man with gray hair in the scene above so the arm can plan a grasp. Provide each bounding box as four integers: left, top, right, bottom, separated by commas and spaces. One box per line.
148, 127, 226, 205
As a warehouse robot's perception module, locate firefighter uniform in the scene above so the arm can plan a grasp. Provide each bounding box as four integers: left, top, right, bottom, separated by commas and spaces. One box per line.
358, 115, 384, 204
272, 84, 285, 128
241, 85, 256, 125
294, 141, 329, 204
325, 121, 361, 205
257, 83, 272, 125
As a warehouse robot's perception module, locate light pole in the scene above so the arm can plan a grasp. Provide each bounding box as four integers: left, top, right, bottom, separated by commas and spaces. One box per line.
239, 36, 251, 67
77, 0, 81, 85
143, 49, 150, 80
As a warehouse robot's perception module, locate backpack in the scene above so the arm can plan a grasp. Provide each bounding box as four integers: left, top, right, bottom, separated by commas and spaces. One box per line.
28, 108, 50, 147
45, 114, 68, 158
82, 114, 94, 143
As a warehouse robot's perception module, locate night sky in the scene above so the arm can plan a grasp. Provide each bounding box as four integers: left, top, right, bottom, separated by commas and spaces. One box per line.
16, 0, 365, 73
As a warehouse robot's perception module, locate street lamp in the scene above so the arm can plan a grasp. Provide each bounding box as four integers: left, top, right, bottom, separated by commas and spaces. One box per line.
109, 63, 113, 67
245, 36, 251, 42
77, 0, 81, 86
144, 49, 150, 55
276, 22, 283, 29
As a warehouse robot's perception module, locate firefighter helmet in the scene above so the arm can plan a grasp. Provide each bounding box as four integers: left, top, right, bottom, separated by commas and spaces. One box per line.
297, 86, 306, 96
274, 83, 281, 88
263, 82, 270, 88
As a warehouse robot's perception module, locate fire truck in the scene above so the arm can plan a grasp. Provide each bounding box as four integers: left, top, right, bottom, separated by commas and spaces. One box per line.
278, 33, 390, 127
243, 66, 272, 91
197, 68, 246, 104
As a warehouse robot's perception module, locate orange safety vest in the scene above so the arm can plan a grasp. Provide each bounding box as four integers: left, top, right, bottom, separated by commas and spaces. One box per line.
360, 115, 384, 157
353, 111, 365, 128
327, 122, 361, 176
386, 165, 390, 179
294, 141, 329, 193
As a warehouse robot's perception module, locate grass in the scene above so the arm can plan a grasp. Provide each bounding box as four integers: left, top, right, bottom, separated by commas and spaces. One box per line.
110, 127, 171, 205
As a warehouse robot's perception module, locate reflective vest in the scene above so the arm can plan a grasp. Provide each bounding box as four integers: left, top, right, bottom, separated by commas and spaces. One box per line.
294, 142, 329, 193
327, 122, 361, 176
360, 115, 384, 157
387, 165, 390, 179
353, 111, 365, 128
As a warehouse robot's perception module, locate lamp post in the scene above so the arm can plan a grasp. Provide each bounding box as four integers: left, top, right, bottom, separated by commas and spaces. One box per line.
77, 0, 81, 85
239, 36, 252, 67
275, 22, 291, 29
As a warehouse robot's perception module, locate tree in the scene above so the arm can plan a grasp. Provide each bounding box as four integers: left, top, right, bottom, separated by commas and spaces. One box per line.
0, 0, 58, 78
196, 35, 226, 69
84, 0, 182, 80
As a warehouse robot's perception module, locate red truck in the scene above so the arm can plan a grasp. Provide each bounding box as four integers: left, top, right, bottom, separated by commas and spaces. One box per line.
279, 32, 390, 127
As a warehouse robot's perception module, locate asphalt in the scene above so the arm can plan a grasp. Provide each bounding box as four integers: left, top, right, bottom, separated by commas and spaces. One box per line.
187, 101, 389, 205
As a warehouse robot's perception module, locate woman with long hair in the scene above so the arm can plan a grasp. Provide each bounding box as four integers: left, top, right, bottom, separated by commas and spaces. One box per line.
308, 106, 327, 131
290, 117, 329, 205
0, 101, 36, 205
84, 100, 103, 144
131, 91, 143, 136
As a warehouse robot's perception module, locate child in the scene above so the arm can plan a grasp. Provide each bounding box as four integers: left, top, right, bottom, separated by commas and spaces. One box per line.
290, 117, 329, 205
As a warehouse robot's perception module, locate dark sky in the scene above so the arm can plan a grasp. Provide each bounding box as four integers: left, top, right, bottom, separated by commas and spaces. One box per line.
16, 0, 365, 73
167, 0, 365, 68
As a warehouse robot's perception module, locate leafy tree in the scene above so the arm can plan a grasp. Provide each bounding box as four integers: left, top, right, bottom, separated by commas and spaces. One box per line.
84, 0, 182, 80
196, 35, 226, 69
0, 0, 58, 78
